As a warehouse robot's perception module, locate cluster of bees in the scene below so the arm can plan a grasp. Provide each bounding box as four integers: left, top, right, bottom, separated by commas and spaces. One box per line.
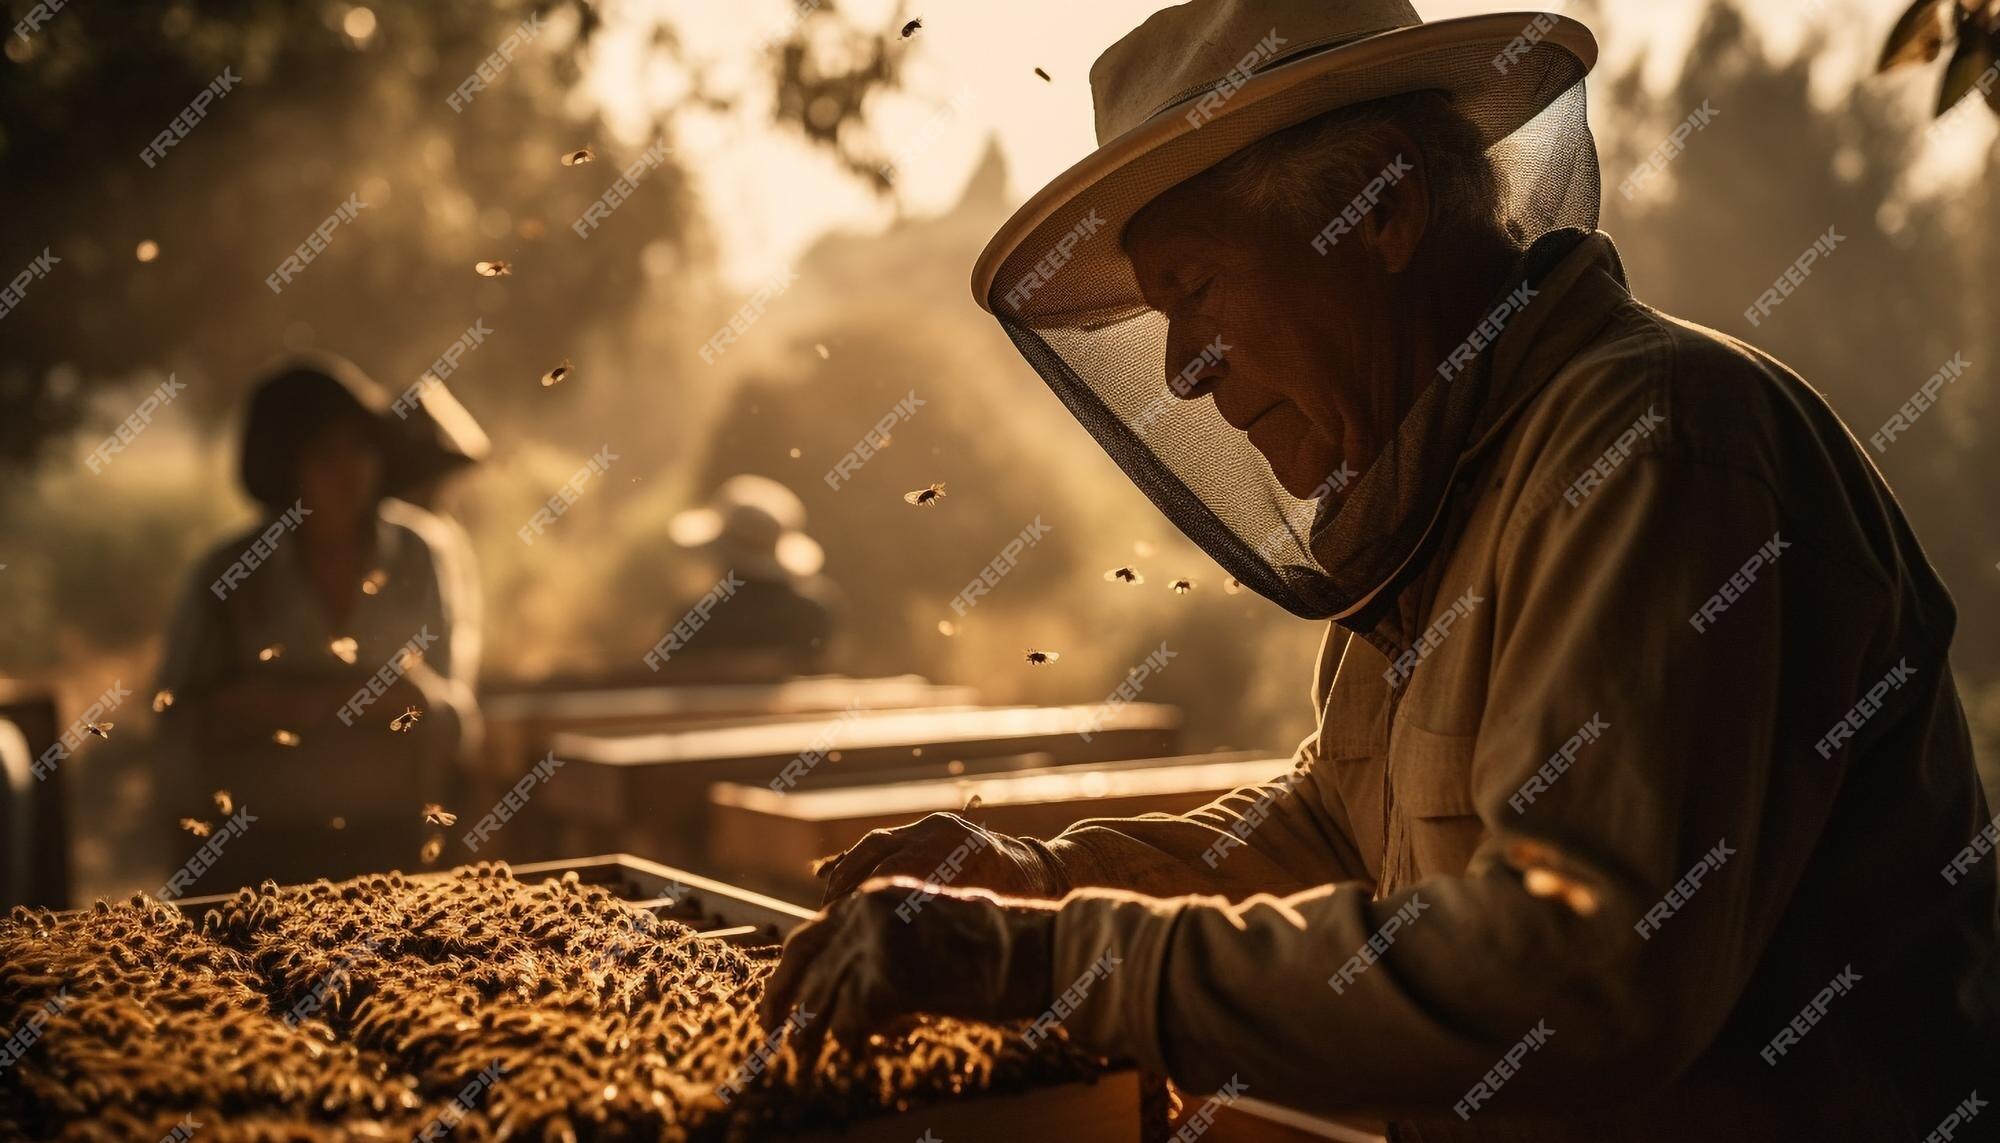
0, 864, 1102, 1139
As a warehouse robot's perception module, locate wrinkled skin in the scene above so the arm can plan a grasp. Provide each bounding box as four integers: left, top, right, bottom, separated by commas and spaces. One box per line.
758, 877, 1058, 1058
1123, 124, 1510, 500
814, 813, 1064, 904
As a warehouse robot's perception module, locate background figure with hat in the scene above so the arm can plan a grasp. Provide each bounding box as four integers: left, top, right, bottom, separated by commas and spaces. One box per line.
655, 474, 842, 682
153, 353, 484, 889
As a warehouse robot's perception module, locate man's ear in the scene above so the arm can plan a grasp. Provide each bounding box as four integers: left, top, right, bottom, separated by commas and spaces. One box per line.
1358, 125, 1430, 275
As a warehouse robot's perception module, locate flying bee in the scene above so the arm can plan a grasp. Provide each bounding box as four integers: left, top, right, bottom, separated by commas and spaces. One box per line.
1223, 576, 1245, 595
152, 689, 174, 713
421, 804, 457, 827
85, 721, 113, 739
390, 706, 423, 733
1169, 578, 1196, 594
1034, 66, 1052, 82
272, 730, 301, 747
475, 260, 511, 277
1104, 566, 1143, 585
328, 636, 359, 664
900, 17, 922, 37
560, 146, 595, 166
814, 343, 830, 360
213, 789, 233, 816
178, 818, 212, 838
903, 482, 946, 507
360, 568, 389, 595
258, 644, 284, 662
1023, 649, 1060, 666
420, 835, 444, 864
541, 359, 572, 387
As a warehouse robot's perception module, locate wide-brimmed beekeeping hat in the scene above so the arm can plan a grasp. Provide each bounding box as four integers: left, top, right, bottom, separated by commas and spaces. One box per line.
969, 0, 1601, 619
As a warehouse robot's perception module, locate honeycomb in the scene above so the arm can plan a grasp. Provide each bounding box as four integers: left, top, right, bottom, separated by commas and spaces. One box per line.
0, 863, 1105, 1141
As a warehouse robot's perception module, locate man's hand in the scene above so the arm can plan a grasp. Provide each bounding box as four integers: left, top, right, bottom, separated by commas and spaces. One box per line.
814, 812, 1068, 904
758, 876, 1057, 1061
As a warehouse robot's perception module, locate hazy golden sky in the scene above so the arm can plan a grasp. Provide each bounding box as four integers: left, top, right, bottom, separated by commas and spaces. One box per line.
586, 0, 1978, 288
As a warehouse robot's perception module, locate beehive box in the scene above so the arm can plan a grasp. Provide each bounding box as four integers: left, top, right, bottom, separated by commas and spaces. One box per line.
0, 855, 1148, 1140
538, 704, 1181, 868
707, 752, 1289, 902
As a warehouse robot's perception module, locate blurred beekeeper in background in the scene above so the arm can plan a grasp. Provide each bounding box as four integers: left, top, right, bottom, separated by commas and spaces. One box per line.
764, 2, 1999, 1139
650, 474, 841, 680
154, 353, 482, 888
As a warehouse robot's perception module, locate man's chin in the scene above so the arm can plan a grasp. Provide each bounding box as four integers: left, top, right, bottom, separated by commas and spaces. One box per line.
1260, 442, 1346, 500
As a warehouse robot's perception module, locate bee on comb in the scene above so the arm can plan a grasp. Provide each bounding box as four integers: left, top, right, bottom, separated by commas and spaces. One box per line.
903, 483, 946, 507
474, 260, 511, 277
1023, 649, 1060, 666
1104, 566, 1143, 585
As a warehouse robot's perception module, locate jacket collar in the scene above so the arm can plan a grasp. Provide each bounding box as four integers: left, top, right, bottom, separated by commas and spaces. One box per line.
1465, 229, 1630, 460
1341, 229, 1634, 654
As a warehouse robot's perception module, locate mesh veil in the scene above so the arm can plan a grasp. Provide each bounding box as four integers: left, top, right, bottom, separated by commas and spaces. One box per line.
988, 43, 1599, 620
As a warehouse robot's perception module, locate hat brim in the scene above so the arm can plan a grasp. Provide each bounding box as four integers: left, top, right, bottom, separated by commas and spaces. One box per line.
971, 12, 1597, 324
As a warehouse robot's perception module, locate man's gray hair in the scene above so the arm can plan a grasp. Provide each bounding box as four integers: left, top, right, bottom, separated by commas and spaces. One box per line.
1211, 90, 1513, 247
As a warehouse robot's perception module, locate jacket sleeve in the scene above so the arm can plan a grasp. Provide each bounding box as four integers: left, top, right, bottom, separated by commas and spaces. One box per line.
1042, 625, 1373, 898
1040, 454, 1881, 1117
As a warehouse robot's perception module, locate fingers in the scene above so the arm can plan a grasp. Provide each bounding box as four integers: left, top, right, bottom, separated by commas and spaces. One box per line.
785, 940, 865, 1064
817, 827, 910, 903
759, 913, 837, 1033
825, 968, 882, 1051
766, 889, 917, 1061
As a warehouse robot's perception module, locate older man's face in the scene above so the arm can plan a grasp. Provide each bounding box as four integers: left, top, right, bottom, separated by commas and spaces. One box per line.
1124, 160, 1423, 499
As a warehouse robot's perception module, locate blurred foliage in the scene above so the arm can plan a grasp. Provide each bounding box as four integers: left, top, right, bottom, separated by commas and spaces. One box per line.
0, 0, 704, 469
1878, 0, 2000, 115
767, 0, 917, 191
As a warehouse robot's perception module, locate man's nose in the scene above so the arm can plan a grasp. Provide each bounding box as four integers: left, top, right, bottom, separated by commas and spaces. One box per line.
1163, 320, 1225, 400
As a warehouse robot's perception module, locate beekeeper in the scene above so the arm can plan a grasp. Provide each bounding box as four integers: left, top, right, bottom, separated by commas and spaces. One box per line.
764, 3, 1999, 1138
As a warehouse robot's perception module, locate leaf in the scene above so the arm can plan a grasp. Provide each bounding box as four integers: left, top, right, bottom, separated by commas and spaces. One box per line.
1937, 26, 1998, 115
1878, 0, 1946, 72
